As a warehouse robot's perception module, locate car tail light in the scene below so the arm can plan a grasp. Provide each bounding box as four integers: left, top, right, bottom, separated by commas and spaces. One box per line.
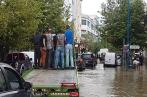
61, 82, 76, 89
69, 92, 79, 97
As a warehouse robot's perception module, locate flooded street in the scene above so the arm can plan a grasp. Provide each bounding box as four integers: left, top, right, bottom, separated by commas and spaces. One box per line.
78, 64, 147, 97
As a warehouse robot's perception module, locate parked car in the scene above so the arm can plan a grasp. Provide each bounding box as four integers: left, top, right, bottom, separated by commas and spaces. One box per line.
0, 63, 33, 97
82, 52, 97, 68
4, 52, 32, 75
76, 54, 85, 71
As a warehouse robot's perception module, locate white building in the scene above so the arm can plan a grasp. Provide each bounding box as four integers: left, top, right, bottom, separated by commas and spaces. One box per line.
81, 14, 105, 43
64, 0, 82, 43
81, 14, 99, 36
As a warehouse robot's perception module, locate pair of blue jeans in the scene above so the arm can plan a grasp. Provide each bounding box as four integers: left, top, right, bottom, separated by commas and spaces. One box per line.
65, 44, 74, 67
55, 46, 64, 68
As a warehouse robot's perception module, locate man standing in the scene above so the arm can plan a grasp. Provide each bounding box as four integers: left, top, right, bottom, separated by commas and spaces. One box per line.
46, 28, 53, 69
64, 25, 74, 68
33, 31, 41, 68
52, 33, 58, 68
53, 33, 58, 51
55, 33, 65, 69
40, 29, 47, 68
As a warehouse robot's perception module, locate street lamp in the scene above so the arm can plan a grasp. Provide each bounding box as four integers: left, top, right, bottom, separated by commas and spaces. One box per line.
127, 0, 131, 67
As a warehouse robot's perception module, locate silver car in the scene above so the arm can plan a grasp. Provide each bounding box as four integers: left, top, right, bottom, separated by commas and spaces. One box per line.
0, 63, 33, 97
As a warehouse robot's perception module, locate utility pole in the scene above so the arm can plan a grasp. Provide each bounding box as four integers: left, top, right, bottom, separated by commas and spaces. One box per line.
127, 0, 131, 68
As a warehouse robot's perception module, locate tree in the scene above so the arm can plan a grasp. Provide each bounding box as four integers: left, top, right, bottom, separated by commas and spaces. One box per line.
37, 0, 71, 32
0, 0, 71, 50
101, 0, 147, 49
0, 0, 71, 61
0, 0, 42, 50
81, 33, 99, 53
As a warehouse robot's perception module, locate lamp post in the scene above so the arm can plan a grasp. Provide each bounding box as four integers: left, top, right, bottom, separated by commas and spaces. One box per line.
127, 0, 131, 68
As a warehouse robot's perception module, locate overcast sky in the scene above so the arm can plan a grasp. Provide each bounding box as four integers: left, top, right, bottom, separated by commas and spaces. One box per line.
82, 0, 147, 16
81, 0, 106, 16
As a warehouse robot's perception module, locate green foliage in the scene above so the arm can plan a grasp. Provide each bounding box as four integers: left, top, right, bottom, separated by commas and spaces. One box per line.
81, 33, 116, 53
0, 0, 71, 51
101, 0, 147, 49
0, 0, 42, 50
81, 34, 99, 53
38, 0, 71, 33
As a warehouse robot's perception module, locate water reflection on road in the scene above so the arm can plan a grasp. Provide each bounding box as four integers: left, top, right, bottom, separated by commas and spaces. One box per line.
78, 65, 147, 97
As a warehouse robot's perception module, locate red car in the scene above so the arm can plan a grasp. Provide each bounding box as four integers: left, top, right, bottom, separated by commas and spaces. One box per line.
5, 52, 32, 75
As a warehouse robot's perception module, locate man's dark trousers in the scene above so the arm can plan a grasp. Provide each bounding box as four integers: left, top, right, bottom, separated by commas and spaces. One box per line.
34, 46, 41, 68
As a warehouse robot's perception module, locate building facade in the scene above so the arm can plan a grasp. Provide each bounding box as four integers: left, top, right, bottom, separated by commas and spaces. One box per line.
81, 14, 99, 37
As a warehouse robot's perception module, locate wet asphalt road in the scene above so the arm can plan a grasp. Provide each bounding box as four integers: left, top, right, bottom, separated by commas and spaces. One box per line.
78, 64, 147, 97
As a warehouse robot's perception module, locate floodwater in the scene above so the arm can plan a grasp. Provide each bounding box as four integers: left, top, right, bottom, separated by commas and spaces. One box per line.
78, 64, 147, 97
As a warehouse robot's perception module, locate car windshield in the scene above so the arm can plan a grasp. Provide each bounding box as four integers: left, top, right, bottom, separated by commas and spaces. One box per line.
82, 54, 92, 59
6, 53, 25, 61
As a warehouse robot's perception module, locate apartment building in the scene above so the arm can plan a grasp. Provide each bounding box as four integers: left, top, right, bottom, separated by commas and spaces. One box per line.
81, 14, 99, 36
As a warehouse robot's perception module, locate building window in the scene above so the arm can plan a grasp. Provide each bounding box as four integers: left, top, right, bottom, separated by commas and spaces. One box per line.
82, 20, 86, 25
87, 21, 90, 27
81, 30, 86, 34
91, 24, 94, 30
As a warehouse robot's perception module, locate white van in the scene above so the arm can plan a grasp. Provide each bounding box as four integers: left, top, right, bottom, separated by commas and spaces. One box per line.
97, 48, 109, 60
21, 51, 34, 65
98, 48, 109, 56
104, 52, 116, 67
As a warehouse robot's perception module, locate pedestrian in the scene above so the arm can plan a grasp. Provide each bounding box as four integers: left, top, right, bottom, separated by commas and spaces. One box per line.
64, 25, 74, 69
81, 48, 86, 53
40, 29, 47, 68
46, 27, 53, 69
53, 33, 58, 51
33, 31, 41, 69
54, 32, 65, 69
139, 53, 143, 66
51, 33, 58, 68
133, 57, 140, 70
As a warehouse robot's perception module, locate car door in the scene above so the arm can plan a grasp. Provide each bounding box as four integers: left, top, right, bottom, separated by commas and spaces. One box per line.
0, 68, 8, 97
3, 67, 31, 97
